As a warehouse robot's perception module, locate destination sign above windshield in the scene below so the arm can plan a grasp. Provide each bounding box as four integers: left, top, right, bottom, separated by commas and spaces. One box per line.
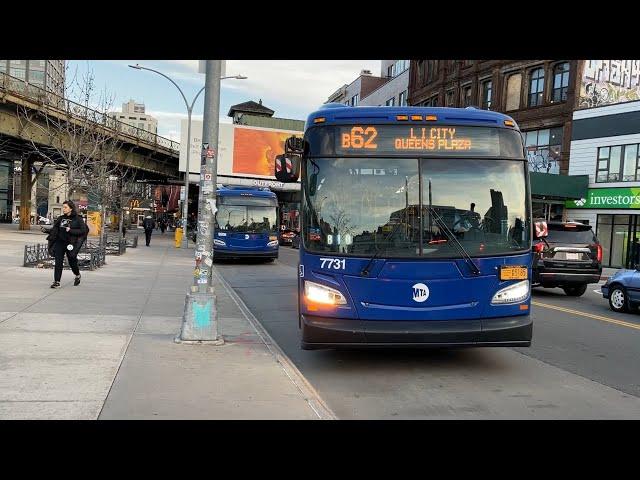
323, 125, 524, 158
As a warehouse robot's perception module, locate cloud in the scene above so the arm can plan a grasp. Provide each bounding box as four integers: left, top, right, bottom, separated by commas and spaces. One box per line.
224, 60, 380, 112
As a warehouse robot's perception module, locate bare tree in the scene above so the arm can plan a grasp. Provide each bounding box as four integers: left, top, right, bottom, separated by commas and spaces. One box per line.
15, 65, 120, 230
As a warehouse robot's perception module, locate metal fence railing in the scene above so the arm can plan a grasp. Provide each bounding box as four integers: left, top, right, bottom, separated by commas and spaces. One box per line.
0, 71, 179, 152
105, 233, 138, 249
23, 243, 106, 270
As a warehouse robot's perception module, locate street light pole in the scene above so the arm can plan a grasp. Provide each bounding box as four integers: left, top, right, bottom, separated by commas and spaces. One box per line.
176, 60, 224, 344
128, 64, 246, 248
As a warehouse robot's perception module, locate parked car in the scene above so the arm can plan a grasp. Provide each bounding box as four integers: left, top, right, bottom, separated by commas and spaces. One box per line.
279, 229, 297, 246
532, 221, 602, 296
601, 269, 640, 313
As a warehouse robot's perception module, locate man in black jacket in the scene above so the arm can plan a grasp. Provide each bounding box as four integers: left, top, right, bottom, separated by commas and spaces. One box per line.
143, 215, 155, 246
48, 200, 89, 288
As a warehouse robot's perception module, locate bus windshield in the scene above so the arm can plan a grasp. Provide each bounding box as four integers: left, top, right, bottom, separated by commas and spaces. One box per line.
303, 157, 529, 257
216, 205, 278, 234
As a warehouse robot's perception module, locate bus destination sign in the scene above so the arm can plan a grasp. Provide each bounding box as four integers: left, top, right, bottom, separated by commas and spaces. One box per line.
331, 124, 519, 157
341, 126, 472, 152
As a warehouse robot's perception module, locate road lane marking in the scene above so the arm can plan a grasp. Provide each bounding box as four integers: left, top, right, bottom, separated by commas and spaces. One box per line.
532, 301, 640, 331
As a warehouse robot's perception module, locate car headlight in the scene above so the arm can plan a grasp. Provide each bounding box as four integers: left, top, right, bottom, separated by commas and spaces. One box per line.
491, 280, 530, 305
304, 280, 347, 305
267, 240, 279, 247
213, 239, 226, 246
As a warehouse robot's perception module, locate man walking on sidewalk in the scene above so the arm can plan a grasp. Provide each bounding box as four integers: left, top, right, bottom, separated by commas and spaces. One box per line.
143, 215, 155, 247
48, 200, 89, 288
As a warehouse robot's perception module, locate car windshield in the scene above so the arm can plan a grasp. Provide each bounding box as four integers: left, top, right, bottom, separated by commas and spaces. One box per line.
216, 205, 277, 234
303, 157, 529, 257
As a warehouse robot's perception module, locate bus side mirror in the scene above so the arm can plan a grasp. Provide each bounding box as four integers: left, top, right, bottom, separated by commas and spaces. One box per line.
285, 137, 304, 153
274, 154, 300, 183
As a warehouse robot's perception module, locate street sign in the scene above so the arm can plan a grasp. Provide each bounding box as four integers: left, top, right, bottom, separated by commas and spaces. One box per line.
204, 173, 212, 181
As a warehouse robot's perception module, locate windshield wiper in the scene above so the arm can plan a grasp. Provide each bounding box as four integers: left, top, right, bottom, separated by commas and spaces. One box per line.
360, 220, 405, 277
428, 179, 481, 276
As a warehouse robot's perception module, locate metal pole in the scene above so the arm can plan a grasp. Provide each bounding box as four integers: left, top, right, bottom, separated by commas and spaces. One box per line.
182, 108, 192, 248
176, 60, 223, 345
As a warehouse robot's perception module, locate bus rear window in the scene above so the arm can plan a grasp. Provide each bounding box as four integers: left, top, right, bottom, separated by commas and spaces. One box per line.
546, 228, 595, 243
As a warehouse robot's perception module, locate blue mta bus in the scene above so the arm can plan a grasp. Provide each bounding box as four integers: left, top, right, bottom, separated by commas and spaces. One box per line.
275, 105, 532, 350
213, 186, 279, 261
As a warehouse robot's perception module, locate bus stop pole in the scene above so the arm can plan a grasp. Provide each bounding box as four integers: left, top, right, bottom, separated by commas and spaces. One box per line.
176, 60, 223, 344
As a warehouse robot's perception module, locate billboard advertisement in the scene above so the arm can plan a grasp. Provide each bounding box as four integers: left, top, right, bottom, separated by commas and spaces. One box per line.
579, 60, 640, 109
179, 122, 302, 181
232, 126, 302, 177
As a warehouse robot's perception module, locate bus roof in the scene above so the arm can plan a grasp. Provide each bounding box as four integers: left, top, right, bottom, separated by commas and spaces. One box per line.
216, 185, 277, 198
305, 105, 519, 131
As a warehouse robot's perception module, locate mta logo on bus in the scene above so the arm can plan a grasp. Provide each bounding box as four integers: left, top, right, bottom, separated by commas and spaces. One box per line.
412, 283, 429, 303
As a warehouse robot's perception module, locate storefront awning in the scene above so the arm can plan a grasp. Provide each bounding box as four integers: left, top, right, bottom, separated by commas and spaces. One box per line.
530, 172, 589, 200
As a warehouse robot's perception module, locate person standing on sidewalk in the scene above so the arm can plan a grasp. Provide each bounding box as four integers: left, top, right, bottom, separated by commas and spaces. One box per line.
48, 201, 89, 289
143, 215, 155, 246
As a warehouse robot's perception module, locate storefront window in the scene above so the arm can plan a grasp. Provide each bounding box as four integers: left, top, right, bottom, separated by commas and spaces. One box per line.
596, 214, 640, 268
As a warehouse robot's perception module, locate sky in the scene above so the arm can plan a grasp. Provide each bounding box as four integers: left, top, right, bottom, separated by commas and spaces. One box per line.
67, 60, 381, 142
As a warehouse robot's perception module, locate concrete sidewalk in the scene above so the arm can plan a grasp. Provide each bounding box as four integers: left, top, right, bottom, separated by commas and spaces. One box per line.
0, 224, 334, 419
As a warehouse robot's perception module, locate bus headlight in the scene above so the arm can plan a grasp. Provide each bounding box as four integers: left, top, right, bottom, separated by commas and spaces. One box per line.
213, 239, 226, 246
491, 280, 530, 305
267, 240, 279, 247
304, 280, 347, 305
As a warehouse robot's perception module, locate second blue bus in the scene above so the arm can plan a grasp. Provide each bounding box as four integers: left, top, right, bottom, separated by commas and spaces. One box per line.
213, 186, 279, 261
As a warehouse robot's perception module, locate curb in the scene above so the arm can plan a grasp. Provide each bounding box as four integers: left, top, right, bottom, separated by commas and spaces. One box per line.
212, 267, 338, 420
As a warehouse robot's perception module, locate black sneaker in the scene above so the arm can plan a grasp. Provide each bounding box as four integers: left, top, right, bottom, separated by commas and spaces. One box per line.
74, 275, 81, 286
50, 281, 60, 289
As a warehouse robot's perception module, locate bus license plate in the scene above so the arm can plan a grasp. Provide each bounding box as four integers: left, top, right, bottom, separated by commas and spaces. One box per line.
500, 266, 528, 280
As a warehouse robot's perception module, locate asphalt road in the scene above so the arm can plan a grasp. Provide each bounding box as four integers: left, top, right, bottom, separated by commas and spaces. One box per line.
214, 246, 640, 419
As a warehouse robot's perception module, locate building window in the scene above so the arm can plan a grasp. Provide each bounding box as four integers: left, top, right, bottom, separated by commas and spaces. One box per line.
10, 68, 26, 80
398, 90, 407, 106
56, 196, 60, 204
596, 144, 640, 183
447, 60, 457, 76
481, 80, 492, 109
0, 61, 6, 73
463, 60, 474, 67
387, 65, 394, 78
552, 62, 570, 103
29, 70, 45, 86
505, 73, 522, 111
446, 90, 455, 107
416, 60, 425, 85
425, 60, 438, 84
462, 85, 472, 107
350, 94, 359, 106
385, 97, 395, 106
525, 127, 563, 174
528, 68, 545, 107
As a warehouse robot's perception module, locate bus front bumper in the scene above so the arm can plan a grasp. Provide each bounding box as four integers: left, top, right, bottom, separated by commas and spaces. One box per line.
300, 314, 532, 349
213, 249, 278, 259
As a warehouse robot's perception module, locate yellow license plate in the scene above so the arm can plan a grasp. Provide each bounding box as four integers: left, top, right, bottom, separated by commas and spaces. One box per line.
500, 266, 528, 280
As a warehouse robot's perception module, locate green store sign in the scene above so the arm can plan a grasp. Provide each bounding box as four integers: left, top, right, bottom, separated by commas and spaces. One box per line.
565, 187, 640, 209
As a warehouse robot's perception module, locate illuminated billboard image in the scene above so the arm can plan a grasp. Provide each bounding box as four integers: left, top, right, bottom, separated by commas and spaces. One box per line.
232, 127, 301, 177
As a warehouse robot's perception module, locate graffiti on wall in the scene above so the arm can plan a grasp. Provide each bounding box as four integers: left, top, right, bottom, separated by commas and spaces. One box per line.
579, 60, 640, 108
